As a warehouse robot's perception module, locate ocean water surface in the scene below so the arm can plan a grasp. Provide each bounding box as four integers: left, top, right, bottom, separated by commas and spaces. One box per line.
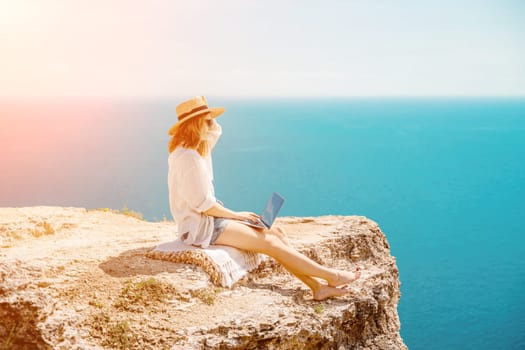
1, 97, 524, 349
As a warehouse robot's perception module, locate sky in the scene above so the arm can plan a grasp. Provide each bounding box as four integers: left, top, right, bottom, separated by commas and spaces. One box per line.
0, 0, 524, 97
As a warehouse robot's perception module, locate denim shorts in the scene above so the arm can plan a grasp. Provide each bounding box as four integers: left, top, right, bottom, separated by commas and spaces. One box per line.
210, 217, 230, 245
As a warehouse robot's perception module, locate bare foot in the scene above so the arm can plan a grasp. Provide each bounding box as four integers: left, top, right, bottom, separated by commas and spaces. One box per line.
313, 285, 350, 301
328, 267, 361, 287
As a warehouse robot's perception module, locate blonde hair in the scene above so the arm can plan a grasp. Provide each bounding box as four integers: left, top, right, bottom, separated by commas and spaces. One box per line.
168, 113, 210, 156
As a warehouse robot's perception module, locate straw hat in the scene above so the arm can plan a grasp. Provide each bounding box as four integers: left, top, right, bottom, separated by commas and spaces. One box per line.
169, 96, 224, 135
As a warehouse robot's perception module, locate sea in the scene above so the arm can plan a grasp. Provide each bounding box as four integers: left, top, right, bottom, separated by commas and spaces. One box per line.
1, 97, 524, 349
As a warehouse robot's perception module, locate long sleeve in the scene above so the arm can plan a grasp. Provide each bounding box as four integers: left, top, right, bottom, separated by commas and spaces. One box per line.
168, 147, 216, 247
204, 122, 222, 180
207, 122, 222, 150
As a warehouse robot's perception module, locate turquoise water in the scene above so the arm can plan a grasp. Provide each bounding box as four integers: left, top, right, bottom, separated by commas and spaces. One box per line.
1, 97, 524, 349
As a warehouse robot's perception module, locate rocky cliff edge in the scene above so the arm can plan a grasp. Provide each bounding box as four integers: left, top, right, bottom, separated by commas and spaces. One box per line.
0, 207, 406, 349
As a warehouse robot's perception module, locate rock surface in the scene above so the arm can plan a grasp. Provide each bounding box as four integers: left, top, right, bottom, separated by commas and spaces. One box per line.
0, 207, 406, 349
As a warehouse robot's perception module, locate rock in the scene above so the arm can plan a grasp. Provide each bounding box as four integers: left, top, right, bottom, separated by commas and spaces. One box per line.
0, 207, 406, 349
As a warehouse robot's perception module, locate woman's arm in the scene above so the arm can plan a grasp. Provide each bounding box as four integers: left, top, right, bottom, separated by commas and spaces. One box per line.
203, 202, 260, 222
207, 120, 222, 150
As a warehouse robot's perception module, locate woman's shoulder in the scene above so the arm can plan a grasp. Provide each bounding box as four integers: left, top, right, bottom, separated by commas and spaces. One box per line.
169, 147, 203, 164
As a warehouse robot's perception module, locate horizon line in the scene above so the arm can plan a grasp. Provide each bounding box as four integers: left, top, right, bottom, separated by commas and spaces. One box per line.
1, 94, 525, 100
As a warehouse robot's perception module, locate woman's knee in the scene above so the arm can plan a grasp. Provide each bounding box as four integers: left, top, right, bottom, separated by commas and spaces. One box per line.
258, 231, 285, 255
273, 225, 286, 235
266, 226, 289, 245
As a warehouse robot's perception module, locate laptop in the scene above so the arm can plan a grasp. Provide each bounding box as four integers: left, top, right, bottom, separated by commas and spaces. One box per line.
237, 192, 285, 229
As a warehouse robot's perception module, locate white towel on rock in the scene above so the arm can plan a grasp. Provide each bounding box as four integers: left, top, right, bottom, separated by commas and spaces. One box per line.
150, 239, 266, 288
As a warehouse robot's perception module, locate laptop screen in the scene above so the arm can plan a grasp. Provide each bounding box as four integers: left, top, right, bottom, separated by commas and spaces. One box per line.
260, 192, 285, 227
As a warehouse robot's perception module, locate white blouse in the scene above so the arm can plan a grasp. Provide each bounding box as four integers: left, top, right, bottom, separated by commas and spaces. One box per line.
167, 125, 222, 247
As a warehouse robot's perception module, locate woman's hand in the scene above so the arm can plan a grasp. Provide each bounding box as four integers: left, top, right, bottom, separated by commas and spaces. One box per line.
207, 119, 222, 133
235, 211, 260, 222
203, 203, 258, 222
206, 120, 222, 149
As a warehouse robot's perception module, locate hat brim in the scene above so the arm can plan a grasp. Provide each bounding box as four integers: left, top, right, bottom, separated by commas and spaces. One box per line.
209, 107, 225, 119
168, 107, 225, 135
182, 107, 225, 122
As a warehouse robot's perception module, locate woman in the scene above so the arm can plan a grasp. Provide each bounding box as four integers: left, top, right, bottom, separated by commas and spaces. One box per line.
168, 96, 360, 301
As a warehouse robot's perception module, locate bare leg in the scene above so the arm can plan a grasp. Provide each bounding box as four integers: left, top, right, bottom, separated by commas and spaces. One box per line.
270, 226, 352, 300
214, 221, 359, 300
270, 226, 321, 288
216, 221, 336, 282
270, 225, 361, 288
